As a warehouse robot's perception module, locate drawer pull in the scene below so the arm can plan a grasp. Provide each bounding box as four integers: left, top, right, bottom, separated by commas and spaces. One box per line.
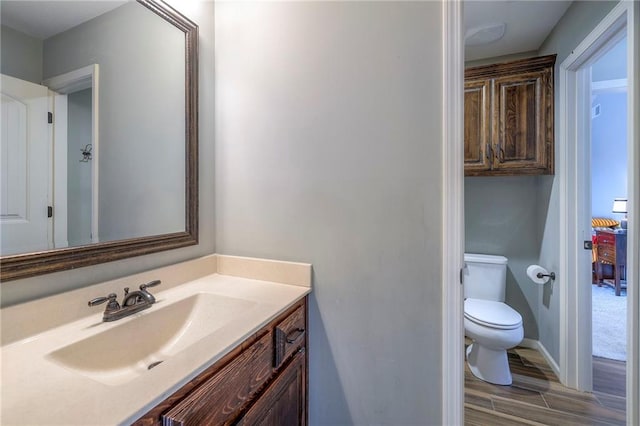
274, 327, 305, 367
286, 328, 305, 344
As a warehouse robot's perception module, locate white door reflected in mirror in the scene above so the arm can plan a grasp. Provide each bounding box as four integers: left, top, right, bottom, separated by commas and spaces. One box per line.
1, 74, 52, 255
0, 1, 187, 259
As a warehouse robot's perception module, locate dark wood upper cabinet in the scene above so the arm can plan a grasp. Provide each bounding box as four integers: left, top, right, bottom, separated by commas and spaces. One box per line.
464, 79, 491, 173
464, 55, 556, 176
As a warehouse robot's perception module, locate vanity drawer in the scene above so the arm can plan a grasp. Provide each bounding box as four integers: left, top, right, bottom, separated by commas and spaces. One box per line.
274, 304, 306, 369
162, 332, 273, 426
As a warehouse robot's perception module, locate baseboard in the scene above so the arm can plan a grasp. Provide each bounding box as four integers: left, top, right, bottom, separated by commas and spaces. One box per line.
520, 338, 561, 379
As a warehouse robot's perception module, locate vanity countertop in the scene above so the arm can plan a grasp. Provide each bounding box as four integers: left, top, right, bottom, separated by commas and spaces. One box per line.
0, 254, 311, 425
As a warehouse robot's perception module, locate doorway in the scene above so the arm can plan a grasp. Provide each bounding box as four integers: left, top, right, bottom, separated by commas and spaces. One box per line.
558, 2, 638, 424
44, 64, 100, 245
590, 35, 628, 363
589, 33, 628, 408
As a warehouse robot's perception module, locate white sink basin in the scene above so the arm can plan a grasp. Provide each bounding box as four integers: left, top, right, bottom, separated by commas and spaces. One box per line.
46, 293, 256, 386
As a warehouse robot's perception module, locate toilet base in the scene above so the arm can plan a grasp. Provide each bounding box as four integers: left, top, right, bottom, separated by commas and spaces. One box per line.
466, 342, 512, 385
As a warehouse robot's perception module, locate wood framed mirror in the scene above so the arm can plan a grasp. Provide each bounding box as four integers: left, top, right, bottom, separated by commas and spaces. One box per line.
0, 0, 198, 281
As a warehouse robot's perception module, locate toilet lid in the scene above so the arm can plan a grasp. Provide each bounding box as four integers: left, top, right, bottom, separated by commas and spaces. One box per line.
464, 298, 522, 330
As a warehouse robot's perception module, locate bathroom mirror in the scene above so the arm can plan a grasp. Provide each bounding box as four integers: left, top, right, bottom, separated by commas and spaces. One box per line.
0, 0, 198, 281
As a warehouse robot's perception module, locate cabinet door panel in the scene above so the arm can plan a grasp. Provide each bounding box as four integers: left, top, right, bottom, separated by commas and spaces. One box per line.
464, 80, 491, 174
237, 349, 306, 426
493, 70, 552, 172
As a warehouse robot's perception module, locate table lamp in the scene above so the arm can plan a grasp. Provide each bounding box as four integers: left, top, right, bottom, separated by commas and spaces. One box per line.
612, 198, 627, 229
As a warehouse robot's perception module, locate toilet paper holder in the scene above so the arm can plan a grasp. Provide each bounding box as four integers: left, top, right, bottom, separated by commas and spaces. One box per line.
537, 271, 556, 280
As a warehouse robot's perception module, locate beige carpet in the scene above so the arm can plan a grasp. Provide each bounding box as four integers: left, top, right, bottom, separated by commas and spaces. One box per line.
592, 284, 626, 361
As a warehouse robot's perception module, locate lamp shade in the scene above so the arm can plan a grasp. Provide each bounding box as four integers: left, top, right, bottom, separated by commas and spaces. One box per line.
612, 198, 628, 214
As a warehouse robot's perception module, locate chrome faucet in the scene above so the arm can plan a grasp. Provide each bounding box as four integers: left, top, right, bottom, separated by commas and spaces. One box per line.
89, 280, 161, 322
122, 280, 161, 306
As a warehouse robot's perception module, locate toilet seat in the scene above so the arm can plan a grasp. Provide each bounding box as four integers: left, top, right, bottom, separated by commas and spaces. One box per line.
464, 298, 522, 330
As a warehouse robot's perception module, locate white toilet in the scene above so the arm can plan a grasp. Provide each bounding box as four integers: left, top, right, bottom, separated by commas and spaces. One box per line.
464, 253, 523, 385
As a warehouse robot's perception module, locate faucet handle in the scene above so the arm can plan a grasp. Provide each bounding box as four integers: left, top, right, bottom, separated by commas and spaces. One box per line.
88, 293, 120, 312
88, 293, 116, 306
140, 279, 161, 291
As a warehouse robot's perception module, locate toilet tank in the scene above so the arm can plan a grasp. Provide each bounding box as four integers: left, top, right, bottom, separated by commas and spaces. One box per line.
464, 253, 508, 302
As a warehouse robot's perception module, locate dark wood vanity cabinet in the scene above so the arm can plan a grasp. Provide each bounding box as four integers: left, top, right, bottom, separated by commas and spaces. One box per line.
236, 349, 306, 425
133, 297, 308, 426
464, 55, 556, 176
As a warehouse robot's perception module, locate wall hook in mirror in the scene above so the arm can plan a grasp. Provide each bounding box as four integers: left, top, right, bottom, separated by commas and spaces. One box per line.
80, 144, 92, 162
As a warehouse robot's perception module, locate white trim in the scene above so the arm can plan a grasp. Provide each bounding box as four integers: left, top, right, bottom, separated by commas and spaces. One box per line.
559, 45, 593, 392
559, 2, 638, 424
43, 64, 95, 94
43, 64, 100, 244
558, 59, 579, 390
559, 2, 627, 391
91, 66, 99, 244
52, 93, 68, 249
442, 0, 464, 424
46, 93, 54, 249
520, 338, 561, 380
626, 1, 639, 422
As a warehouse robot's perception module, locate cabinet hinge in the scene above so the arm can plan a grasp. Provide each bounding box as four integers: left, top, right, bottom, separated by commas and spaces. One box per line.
47, 206, 53, 218
48, 112, 53, 124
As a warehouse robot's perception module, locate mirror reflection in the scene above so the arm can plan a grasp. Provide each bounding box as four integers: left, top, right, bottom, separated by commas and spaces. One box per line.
1, 1, 186, 256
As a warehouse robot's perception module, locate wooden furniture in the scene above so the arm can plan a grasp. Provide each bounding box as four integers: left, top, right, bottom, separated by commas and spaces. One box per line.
595, 229, 627, 296
464, 55, 556, 176
134, 297, 308, 425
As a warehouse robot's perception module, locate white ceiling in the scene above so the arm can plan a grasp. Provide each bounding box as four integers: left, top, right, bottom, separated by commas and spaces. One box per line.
2, 1, 571, 60
464, 0, 573, 61
1, 1, 129, 40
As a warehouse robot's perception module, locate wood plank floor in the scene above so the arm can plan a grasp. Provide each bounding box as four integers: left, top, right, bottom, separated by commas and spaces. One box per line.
464, 342, 626, 425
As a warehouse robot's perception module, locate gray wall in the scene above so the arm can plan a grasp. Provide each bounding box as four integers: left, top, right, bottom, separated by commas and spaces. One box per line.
215, 1, 444, 424
0, 25, 43, 83
464, 50, 549, 341
536, 0, 618, 363
465, 177, 542, 339
592, 35, 627, 82
43, 3, 186, 242
592, 91, 628, 218
591, 36, 628, 219
0, 1, 215, 307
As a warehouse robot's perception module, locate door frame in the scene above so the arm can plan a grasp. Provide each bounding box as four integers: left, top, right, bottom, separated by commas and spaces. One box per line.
558, 1, 638, 424
44, 64, 100, 244
442, 0, 464, 424
49, 91, 68, 249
